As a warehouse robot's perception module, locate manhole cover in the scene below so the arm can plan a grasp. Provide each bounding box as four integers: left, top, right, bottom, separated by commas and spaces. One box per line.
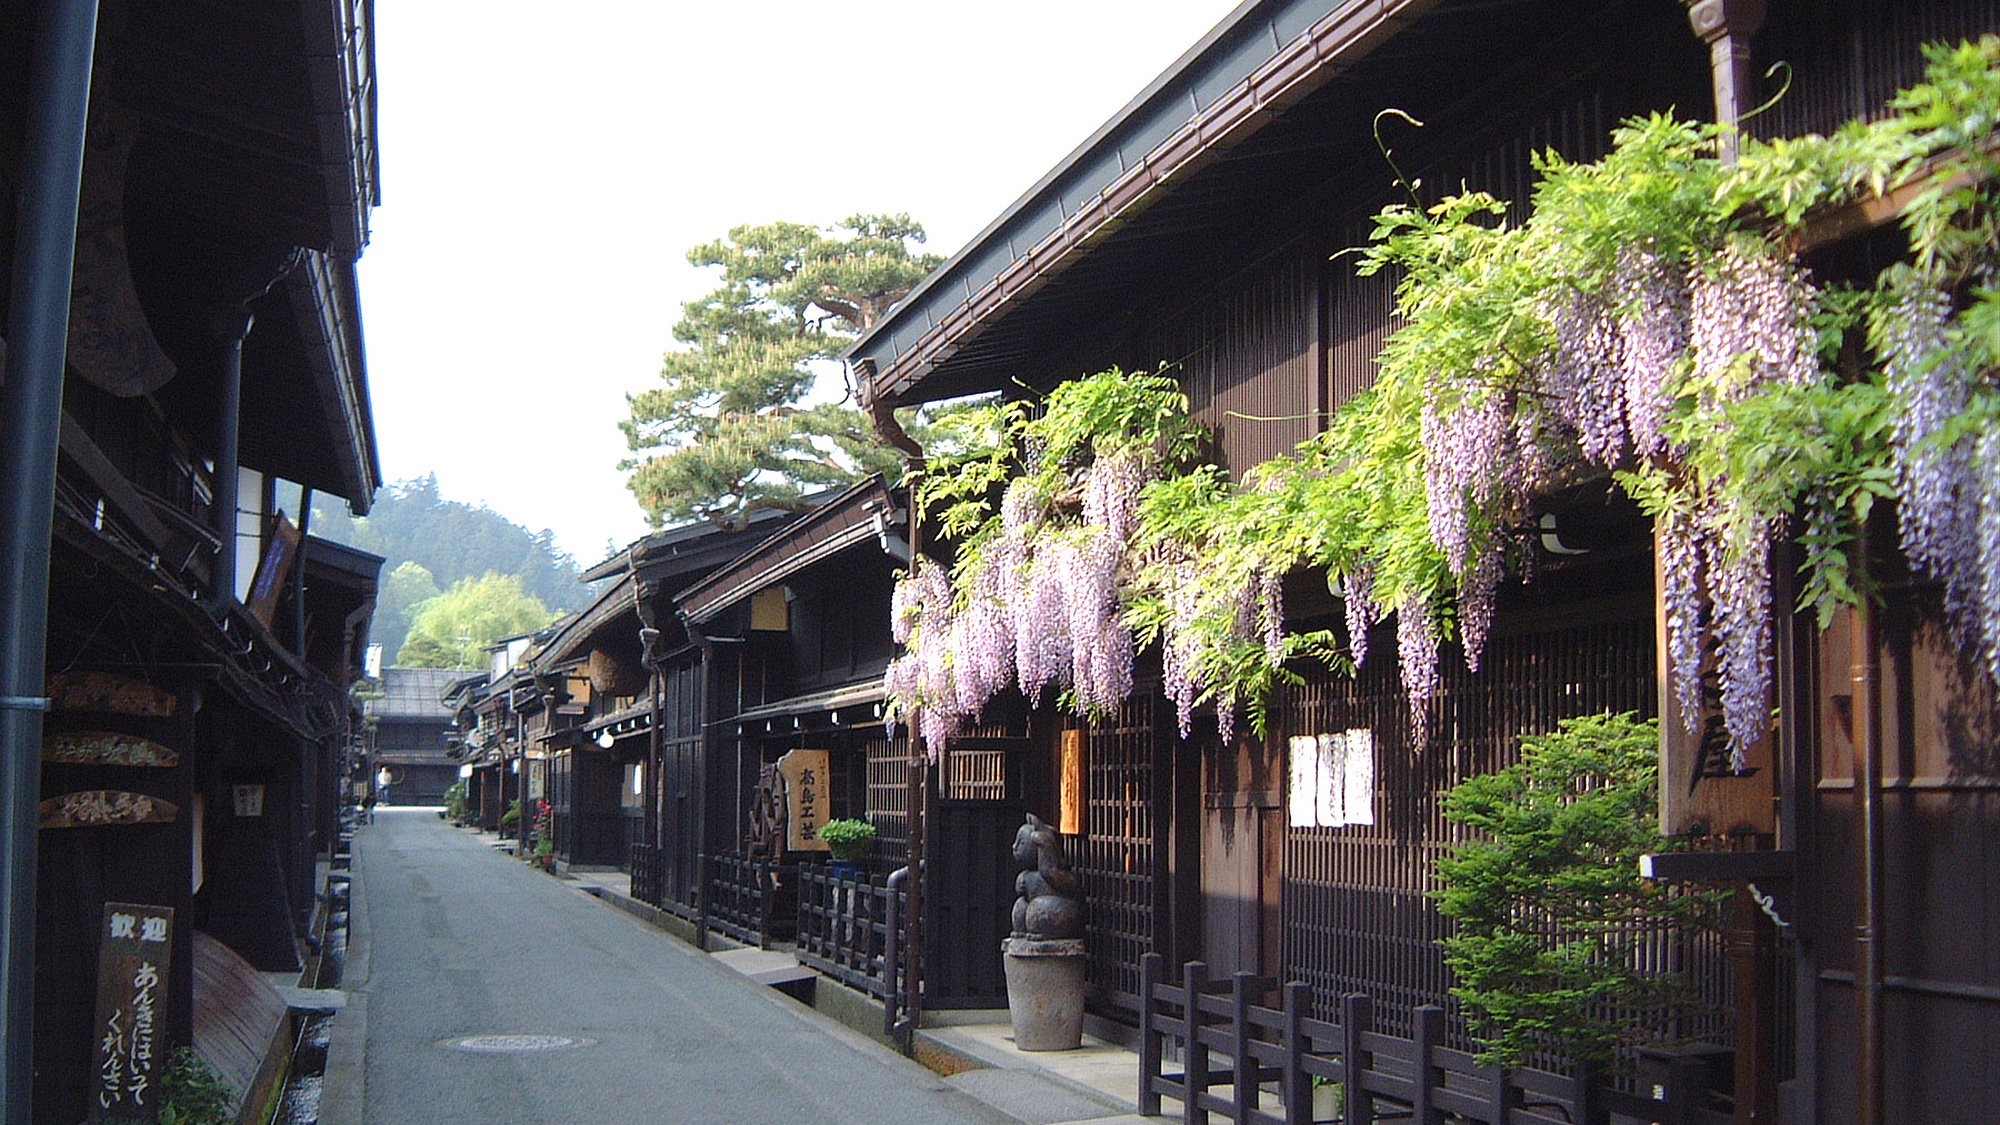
439, 1034, 594, 1053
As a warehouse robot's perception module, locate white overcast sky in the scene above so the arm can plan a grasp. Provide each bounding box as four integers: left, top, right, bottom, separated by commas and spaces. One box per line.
356, 0, 1244, 566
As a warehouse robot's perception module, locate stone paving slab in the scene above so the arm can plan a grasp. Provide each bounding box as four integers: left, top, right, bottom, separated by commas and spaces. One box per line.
947, 1067, 1132, 1124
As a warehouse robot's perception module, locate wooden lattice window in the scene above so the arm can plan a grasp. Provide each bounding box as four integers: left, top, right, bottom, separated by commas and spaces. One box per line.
1075, 698, 1157, 1015
864, 737, 909, 861
943, 748, 1005, 801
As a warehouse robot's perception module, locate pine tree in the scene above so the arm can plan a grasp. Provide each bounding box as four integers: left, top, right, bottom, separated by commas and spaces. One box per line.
620, 214, 943, 528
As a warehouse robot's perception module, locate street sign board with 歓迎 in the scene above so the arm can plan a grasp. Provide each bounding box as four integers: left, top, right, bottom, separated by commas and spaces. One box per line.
89, 903, 174, 1123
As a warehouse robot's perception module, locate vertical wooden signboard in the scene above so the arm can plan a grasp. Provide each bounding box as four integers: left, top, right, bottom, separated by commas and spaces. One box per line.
89, 903, 174, 1123
1058, 728, 1086, 835
778, 748, 831, 852
1655, 535, 1777, 837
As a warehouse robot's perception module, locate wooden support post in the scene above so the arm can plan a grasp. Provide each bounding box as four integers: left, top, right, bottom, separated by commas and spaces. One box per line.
1729, 884, 1777, 1123
695, 852, 711, 952
1481, 1059, 1516, 1125
1571, 1061, 1603, 1125
1283, 981, 1312, 1125
757, 861, 774, 950
1851, 595, 1885, 1125
1185, 961, 1211, 1125
1234, 972, 1259, 1117
1140, 953, 1164, 1116
1342, 994, 1373, 1125
1412, 1006, 1444, 1125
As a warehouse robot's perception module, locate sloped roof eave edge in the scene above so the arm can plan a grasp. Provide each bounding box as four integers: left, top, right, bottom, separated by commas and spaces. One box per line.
850, 0, 1439, 403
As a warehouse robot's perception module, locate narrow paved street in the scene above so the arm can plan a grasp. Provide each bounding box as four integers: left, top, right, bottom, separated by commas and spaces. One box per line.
344, 808, 1017, 1124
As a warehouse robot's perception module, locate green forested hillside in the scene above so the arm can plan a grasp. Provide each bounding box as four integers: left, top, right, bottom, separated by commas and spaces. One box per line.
311, 475, 596, 659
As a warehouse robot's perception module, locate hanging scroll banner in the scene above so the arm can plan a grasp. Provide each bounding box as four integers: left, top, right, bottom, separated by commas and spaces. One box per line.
1058, 728, 1086, 835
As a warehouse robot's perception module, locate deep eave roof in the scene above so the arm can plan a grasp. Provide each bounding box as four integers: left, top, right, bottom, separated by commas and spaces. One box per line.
848, 0, 1446, 403
533, 575, 639, 667
579, 506, 813, 583
674, 477, 900, 625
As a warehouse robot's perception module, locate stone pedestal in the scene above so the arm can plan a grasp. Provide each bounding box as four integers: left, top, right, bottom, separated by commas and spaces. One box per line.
1002, 937, 1087, 1051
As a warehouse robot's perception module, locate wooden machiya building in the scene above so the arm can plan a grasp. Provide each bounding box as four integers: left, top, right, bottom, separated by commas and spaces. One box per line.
0, 0, 384, 1119
602, 497, 893, 922
662, 477, 1029, 1012
529, 514, 796, 876
454, 627, 563, 847
365, 667, 466, 806
843, 2, 2000, 1122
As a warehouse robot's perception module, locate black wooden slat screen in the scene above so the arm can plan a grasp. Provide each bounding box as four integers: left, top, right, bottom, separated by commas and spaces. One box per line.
1280, 605, 1730, 1059
1076, 699, 1159, 1017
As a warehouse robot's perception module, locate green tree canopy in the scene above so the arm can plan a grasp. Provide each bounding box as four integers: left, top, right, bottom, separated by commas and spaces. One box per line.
373, 561, 443, 663
312, 475, 592, 660
620, 214, 944, 529
396, 572, 554, 668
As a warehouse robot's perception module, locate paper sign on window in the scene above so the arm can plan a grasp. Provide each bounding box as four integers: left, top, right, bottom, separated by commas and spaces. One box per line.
1288, 736, 1319, 828
1288, 729, 1375, 827
1334, 729, 1375, 827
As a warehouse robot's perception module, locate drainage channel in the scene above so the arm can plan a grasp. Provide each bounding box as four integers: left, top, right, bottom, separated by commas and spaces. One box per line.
271, 868, 351, 1125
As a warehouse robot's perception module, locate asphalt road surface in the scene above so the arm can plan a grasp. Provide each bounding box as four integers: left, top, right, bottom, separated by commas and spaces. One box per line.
349, 808, 1016, 1124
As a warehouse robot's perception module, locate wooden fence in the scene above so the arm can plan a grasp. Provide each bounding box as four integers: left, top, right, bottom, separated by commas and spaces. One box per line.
701, 854, 794, 949
1139, 955, 1732, 1125
794, 865, 902, 1000
629, 842, 663, 908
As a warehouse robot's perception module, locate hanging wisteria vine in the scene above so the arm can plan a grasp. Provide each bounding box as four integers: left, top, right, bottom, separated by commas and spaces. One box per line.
883, 374, 1208, 753
887, 38, 2000, 764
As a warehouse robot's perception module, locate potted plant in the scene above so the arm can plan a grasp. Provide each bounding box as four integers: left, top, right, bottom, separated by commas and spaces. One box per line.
816, 818, 875, 876
442, 780, 469, 824
1310, 1074, 1342, 1122
534, 836, 556, 872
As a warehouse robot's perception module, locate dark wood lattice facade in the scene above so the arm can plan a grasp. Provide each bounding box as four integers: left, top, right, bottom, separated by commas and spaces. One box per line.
824, 4, 2000, 1119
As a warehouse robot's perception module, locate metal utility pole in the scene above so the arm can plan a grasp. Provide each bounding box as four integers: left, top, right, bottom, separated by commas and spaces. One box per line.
0, 0, 100, 1117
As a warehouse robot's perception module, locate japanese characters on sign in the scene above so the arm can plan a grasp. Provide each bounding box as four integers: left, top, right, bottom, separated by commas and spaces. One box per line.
777, 748, 831, 852
38, 790, 177, 830
1655, 542, 1775, 837
1058, 729, 1086, 836
90, 903, 174, 1124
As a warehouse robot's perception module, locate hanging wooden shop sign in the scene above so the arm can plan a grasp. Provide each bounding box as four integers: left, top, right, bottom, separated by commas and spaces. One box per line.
40, 791, 178, 830
246, 512, 302, 629
1058, 728, 1086, 836
777, 748, 830, 853
46, 671, 177, 717
1655, 538, 1776, 837
88, 903, 174, 1123
44, 732, 180, 768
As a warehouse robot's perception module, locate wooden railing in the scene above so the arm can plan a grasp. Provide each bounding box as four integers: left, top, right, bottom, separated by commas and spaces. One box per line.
700, 854, 794, 950
794, 865, 903, 1000
1138, 955, 1732, 1125
629, 842, 663, 907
